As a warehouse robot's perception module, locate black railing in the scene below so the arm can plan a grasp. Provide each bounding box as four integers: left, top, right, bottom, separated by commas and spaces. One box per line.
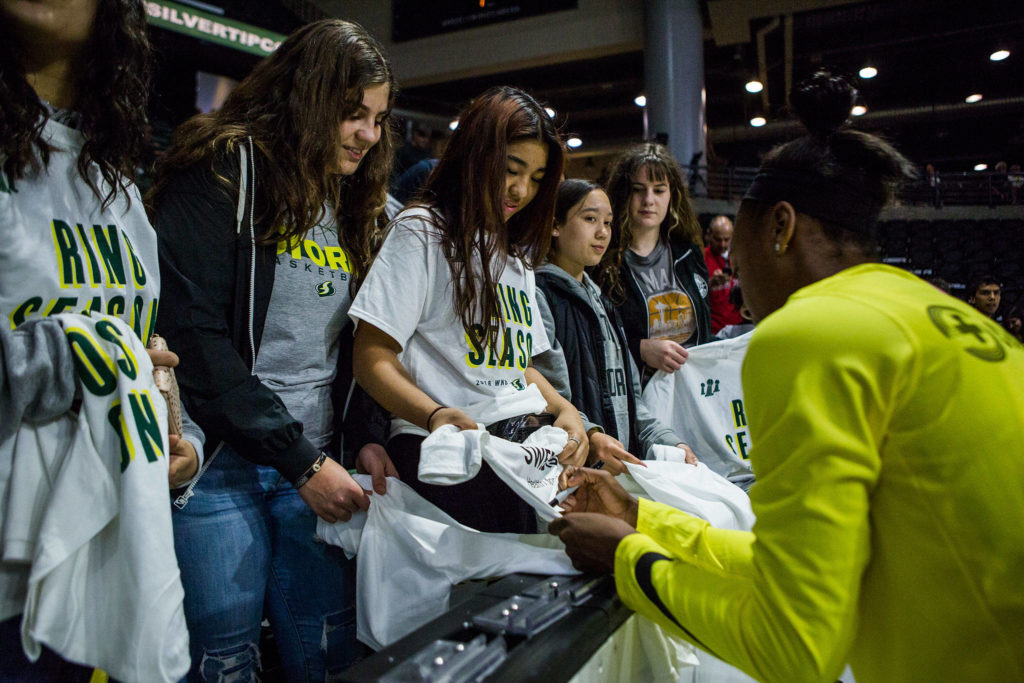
685, 166, 1024, 208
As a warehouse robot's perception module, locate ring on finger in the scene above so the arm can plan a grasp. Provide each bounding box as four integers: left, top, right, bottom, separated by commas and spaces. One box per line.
567, 435, 581, 445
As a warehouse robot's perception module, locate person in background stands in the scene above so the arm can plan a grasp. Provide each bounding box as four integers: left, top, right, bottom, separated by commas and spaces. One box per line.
703, 214, 744, 334
967, 274, 1001, 320
392, 122, 432, 181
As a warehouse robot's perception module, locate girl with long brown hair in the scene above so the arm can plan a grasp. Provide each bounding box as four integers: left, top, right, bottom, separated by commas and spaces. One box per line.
351, 86, 588, 533
600, 143, 713, 384
150, 20, 396, 680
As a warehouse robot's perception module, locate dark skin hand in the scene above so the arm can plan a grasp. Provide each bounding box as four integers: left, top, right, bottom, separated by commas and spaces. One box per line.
548, 513, 637, 574
549, 466, 641, 573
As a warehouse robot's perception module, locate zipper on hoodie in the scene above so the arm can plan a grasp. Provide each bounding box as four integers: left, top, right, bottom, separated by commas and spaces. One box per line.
176, 138, 257, 509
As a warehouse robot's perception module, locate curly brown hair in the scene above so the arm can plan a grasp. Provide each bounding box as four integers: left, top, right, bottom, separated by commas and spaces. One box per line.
599, 143, 702, 302
148, 19, 396, 280
0, 0, 152, 209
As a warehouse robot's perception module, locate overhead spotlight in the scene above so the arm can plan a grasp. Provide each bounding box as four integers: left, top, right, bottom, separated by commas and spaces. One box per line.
567, 137, 583, 149
974, 163, 989, 171
634, 94, 647, 107
545, 107, 556, 118
851, 105, 867, 116
990, 49, 1010, 61
448, 119, 459, 131
858, 66, 878, 79
749, 116, 767, 127
744, 79, 764, 93
965, 93, 983, 103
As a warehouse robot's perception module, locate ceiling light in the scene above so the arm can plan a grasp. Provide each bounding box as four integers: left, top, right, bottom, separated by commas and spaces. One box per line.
851, 105, 867, 116
634, 94, 647, 107
750, 116, 766, 127
965, 93, 983, 103
990, 50, 1010, 61
448, 119, 458, 130
974, 163, 988, 171
744, 80, 763, 93
567, 137, 583, 149
545, 107, 556, 118
858, 66, 878, 79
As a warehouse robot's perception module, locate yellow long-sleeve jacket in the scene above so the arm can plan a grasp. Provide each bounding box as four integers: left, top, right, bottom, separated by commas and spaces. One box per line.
615, 264, 1024, 682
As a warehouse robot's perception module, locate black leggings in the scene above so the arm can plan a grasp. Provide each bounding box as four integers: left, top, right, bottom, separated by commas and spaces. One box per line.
388, 434, 537, 534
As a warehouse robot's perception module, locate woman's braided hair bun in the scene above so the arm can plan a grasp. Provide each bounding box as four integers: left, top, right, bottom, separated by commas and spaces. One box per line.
790, 69, 857, 137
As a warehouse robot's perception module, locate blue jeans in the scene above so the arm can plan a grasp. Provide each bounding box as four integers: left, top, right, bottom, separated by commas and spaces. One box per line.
172, 444, 358, 682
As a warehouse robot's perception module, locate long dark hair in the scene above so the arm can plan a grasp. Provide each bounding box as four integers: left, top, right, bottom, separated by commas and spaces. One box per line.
600, 143, 702, 301
419, 86, 564, 342
0, 0, 152, 209
149, 19, 396, 280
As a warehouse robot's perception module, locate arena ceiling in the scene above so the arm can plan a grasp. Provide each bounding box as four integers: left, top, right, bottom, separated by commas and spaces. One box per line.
394, 0, 1024, 171
151, 0, 1024, 172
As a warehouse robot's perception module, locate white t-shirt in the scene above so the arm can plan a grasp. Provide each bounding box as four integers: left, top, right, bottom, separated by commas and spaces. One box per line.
2, 313, 189, 682
350, 207, 550, 437
641, 332, 755, 490
0, 117, 159, 340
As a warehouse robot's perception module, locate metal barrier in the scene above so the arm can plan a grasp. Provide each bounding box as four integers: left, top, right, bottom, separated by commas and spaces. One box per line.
685, 166, 1024, 208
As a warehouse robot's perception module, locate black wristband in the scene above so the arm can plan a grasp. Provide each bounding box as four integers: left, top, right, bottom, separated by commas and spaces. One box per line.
293, 451, 327, 490
426, 406, 446, 432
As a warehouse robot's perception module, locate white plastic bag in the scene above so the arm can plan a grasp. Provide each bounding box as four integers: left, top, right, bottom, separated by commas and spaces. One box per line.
317, 475, 576, 650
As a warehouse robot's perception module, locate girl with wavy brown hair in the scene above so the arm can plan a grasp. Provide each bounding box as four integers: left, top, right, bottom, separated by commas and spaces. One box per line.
600, 143, 713, 384
352, 86, 588, 533
150, 19, 397, 681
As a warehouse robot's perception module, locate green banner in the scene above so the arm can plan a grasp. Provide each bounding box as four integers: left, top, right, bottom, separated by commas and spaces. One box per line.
145, 1, 284, 57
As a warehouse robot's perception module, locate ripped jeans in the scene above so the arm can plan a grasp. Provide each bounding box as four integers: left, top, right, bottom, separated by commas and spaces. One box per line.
172, 444, 358, 682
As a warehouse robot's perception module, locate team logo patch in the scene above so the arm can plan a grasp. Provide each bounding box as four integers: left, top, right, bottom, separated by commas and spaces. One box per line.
700, 378, 721, 397
927, 305, 1006, 362
315, 281, 336, 297
693, 273, 709, 298
511, 378, 526, 391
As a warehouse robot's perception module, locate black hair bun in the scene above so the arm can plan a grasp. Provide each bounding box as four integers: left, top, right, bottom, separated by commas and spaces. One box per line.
791, 69, 857, 136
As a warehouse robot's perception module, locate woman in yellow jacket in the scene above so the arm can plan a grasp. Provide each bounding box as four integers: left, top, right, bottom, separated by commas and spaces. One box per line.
551, 70, 1024, 683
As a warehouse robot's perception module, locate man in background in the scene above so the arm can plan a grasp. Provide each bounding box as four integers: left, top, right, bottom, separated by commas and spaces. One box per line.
703, 215, 743, 334
968, 275, 1002, 320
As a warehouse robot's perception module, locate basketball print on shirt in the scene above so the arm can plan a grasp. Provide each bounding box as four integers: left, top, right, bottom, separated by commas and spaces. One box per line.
646, 289, 697, 345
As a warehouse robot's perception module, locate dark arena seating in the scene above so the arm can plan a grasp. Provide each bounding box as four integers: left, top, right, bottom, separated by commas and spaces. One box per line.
879, 217, 1024, 302
697, 207, 1024, 318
